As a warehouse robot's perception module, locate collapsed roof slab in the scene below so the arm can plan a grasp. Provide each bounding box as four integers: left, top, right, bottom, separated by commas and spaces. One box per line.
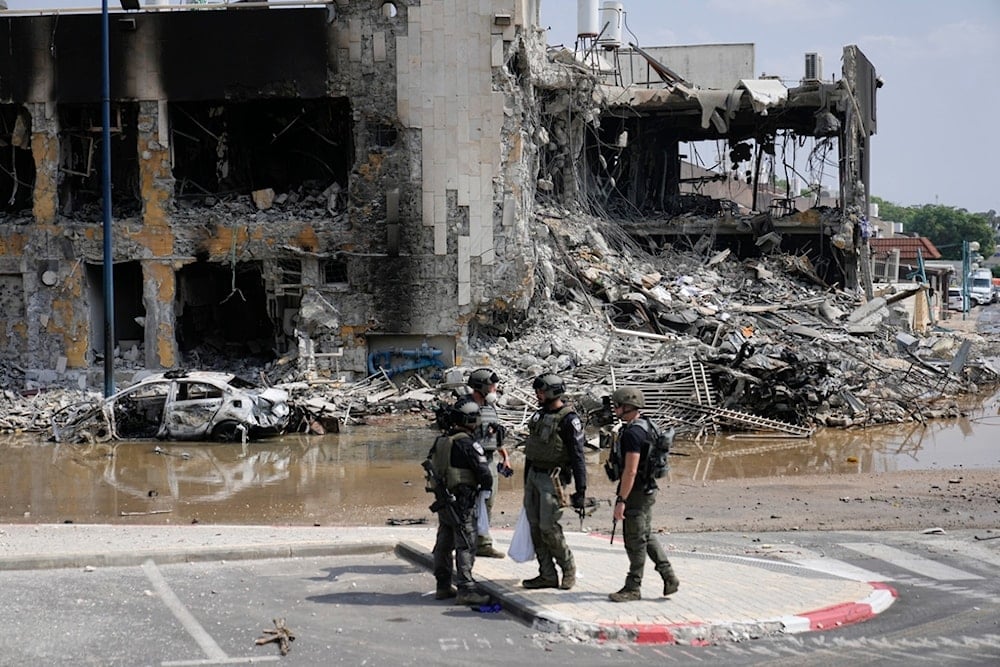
602, 78, 843, 143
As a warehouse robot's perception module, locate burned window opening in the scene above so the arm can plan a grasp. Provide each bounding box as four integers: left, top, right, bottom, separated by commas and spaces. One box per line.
277, 258, 303, 291
175, 260, 275, 362
323, 258, 348, 284
507, 42, 529, 82
0, 106, 36, 215
85, 261, 145, 357
58, 104, 141, 219
169, 99, 353, 205
370, 122, 398, 148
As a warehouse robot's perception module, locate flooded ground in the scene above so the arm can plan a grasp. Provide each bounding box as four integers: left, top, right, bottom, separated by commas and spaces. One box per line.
1, 388, 997, 525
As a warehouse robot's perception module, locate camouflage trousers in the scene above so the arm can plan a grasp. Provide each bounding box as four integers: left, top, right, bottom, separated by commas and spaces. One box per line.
621, 488, 675, 590
523, 466, 575, 580
432, 503, 478, 590
477, 454, 498, 549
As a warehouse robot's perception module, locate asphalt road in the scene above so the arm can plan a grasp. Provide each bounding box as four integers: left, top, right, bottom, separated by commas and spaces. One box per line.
666, 530, 1000, 666
1, 530, 997, 666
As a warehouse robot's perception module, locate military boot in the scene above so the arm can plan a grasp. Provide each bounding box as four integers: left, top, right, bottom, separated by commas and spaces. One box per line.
559, 568, 576, 590
663, 574, 680, 596
456, 589, 490, 606
435, 585, 457, 600
609, 587, 641, 602
476, 545, 506, 559
521, 575, 559, 589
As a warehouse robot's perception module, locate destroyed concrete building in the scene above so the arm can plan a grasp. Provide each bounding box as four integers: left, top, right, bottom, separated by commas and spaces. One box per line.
2, 0, 548, 389
0, 1, 884, 397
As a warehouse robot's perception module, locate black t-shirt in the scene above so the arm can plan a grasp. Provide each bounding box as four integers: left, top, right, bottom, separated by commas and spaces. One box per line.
619, 420, 645, 457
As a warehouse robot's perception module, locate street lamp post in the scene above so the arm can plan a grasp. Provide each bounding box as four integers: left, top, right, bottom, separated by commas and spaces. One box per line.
102, 0, 116, 396
961, 240, 981, 321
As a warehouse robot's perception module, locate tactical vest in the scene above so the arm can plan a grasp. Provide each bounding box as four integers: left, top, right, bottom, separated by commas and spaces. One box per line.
523, 405, 574, 466
430, 433, 477, 490
476, 403, 500, 453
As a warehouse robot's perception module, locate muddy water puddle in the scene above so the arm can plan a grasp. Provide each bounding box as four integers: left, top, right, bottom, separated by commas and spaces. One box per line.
2, 390, 998, 524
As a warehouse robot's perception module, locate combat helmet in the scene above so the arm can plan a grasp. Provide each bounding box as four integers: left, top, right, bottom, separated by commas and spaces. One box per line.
450, 398, 482, 429
532, 373, 565, 401
611, 386, 645, 409
467, 368, 500, 393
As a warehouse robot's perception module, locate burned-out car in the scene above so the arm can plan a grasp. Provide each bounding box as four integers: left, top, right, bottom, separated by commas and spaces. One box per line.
51, 370, 290, 443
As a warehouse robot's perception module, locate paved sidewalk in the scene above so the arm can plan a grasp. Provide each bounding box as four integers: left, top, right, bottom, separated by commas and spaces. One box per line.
0, 523, 896, 645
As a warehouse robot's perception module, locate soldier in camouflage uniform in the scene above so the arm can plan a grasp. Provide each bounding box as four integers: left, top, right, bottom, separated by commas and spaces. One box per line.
425, 400, 493, 606
464, 368, 511, 559
520, 373, 587, 590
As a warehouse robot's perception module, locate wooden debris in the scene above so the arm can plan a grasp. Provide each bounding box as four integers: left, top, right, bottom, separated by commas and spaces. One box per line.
256, 617, 295, 655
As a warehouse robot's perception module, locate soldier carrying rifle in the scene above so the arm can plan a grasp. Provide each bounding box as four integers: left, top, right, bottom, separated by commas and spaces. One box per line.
423, 400, 494, 607
520, 373, 587, 591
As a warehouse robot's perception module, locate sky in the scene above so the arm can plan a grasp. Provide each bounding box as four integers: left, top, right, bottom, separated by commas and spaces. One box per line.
540, 0, 1000, 214
5, 0, 998, 213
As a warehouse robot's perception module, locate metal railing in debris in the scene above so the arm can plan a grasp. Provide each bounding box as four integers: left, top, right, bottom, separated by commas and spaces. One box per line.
571, 355, 813, 440
652, 400, 814, 439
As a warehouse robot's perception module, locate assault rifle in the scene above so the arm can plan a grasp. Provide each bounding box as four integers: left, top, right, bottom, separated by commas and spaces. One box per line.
421, 459, 470, 549
550, 466, 592, 531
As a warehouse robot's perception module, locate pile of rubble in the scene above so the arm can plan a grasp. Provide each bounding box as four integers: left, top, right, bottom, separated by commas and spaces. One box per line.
171, 178, 349, 224
1, 206, 997, 440
460, 206, 999, 438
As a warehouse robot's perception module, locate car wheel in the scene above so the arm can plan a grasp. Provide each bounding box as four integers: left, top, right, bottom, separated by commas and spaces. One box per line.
211, 421, 245, 442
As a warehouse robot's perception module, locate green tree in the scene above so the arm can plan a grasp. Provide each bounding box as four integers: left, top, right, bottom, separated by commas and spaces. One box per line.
871, 196, 913, 225
905, 205, 995, 260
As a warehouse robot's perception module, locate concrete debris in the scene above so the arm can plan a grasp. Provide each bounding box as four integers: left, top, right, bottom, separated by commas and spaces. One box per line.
2, 207, 998, 441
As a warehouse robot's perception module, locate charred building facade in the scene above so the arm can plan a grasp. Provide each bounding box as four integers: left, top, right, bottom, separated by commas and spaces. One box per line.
1, 1, 548, 388
0, 1, 877, 390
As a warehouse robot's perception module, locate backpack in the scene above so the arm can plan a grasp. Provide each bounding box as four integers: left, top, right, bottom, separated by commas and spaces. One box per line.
633, 418, 673, 481
604, 418, 674, 482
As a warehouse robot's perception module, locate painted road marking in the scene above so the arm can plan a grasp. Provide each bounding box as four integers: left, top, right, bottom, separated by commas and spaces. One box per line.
142, 559, 279, 666
838, 543, 984, 581
788, 558, 888, 582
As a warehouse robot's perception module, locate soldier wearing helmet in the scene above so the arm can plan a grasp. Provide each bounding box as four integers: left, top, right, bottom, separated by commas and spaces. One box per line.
520, 373, 587, 591
465, 368, 510, 559
605, 386, 679, 602
424, 398, 493, 606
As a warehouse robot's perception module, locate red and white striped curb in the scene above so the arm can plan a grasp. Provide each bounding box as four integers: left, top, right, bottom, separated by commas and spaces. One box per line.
777, 581, 898, 633
597, 581, 898, 644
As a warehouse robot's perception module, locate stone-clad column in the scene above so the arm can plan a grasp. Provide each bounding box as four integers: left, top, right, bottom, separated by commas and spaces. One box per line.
136, 100, 178, 369
29, 103, 58, 225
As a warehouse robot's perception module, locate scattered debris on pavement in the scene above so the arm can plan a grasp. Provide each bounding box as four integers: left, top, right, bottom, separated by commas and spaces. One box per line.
256, 617, 295, 656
